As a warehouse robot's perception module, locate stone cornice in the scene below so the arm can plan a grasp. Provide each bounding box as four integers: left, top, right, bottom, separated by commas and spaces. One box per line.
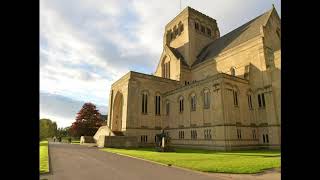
126, 123, 280, 130
163, 73, 248, 96
130, 71, 180, 84
112, 71, 180, 88
111, 72, 131, 87
165, 6, 216, 29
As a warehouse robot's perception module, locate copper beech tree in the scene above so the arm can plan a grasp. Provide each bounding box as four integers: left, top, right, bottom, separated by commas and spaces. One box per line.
70, 103, 103, 137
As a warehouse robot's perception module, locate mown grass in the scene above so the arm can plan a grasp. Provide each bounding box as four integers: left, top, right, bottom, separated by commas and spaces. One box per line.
101, 147, 280, 174
40, 141, 49, 174
71, 140, 80, 144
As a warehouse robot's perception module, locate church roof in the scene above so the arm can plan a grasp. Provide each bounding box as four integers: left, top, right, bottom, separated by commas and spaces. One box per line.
168, 46, 189, 66
193, 8, 274, 66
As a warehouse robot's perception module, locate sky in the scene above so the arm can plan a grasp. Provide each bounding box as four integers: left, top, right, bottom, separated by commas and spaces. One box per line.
40, 0, 281, 128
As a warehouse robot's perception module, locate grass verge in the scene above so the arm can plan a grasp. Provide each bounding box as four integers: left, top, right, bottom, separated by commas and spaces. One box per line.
40, 141, 49, 174
101, 147, 280, 174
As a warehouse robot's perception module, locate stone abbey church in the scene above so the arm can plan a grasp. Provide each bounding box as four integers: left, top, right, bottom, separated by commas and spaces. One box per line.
94, 6, 281, 150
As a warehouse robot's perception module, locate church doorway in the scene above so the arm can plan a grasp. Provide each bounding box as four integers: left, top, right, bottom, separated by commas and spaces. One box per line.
111, 92, 123, 132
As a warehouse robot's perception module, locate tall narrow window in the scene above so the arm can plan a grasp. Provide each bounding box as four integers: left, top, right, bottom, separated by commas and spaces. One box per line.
191, 130, 197, 139
204, 90, 210, 109
263, 134, 266, 143
258, 93, 266, 108
195, 22, 199, 30
179, 97, 184, 113
155, 95, 160, 115
266, 134, 269, 143
168, 62, 170, 78
163, 62, 170, 79
182, 99, 184, 112
201, 25, 205, 33
258, 94, 262, 108
179, 23, 184, 33
252, 129, 256, 139
230, 67, 236, 76
248, 94, 253, 109
233, 90, 238, 107
142, 93, 148, 114
204, 129, 212, 139
145, 95, 148, 113
174, 27, 178, 36
142, 93, 144, 113
237, 129, 242, 139
206, 28, 211, 36
158, 96, 160, 115
191, 95, 196, 111
261, 93, 266, 107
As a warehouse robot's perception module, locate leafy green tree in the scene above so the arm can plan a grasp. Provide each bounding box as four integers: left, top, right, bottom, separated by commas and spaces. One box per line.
57, 127, 70, 137
39, 119, 58, 140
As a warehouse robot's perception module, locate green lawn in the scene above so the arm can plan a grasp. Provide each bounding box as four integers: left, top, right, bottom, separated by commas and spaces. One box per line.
40, 141, 49, 174
71, 140, 80, 144
101, 148, 280, 174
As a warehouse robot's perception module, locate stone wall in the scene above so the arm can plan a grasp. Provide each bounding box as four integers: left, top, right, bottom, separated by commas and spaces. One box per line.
97, 136, 138, 148
80, 136, 95, 144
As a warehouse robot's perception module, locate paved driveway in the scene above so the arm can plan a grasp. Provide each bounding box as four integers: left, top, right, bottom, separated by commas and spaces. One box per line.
40, 143, 280, 180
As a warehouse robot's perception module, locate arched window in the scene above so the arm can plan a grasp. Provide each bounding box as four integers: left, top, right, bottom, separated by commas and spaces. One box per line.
162, 57, 170, 79
206, 28, 211, 36
233, 90, 239, 107
195, 22, 199, 30
179, 22, 184, 34
247, 91, 253, 110
191, 94, 196, 111
179, 96, 184, 113
230, 67, 236, 76
257, 93, 266, 108
200, 25, 205, 33
155, 94, 161, 115
173, 26, 178, 37
142, 92, 148, 114
203, 89, 210, 109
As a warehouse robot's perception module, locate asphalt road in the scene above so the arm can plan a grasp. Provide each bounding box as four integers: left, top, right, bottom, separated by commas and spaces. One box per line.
40, 142, 280, 180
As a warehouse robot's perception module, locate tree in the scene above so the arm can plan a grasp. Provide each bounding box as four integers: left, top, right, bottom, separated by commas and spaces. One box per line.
39, 119, 58, 140
70, 102, 103, 137
57, 127, 70, 137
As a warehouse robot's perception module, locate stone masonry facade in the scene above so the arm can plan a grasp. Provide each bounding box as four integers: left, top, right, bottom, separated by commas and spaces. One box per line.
97, 6, 281, 151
